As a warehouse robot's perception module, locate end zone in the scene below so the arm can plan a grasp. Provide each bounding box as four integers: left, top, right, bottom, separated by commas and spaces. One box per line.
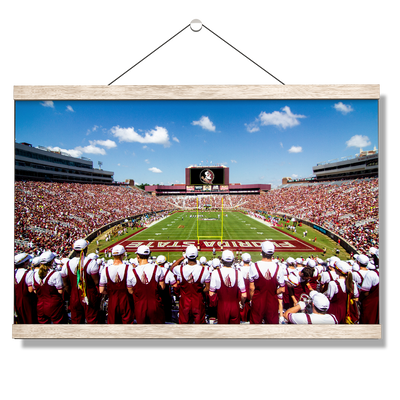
102, 232, 322, 254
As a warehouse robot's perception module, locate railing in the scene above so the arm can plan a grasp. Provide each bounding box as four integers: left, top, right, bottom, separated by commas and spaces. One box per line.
316, 152, 378, 167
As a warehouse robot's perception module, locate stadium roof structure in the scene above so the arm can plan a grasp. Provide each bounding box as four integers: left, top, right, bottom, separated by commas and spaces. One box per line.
312, 150, 378, 181
15, 142, 114, 184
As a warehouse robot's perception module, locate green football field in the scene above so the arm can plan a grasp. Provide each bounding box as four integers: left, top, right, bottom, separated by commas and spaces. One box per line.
93, 210, 347, 262
135, 211, 288, 241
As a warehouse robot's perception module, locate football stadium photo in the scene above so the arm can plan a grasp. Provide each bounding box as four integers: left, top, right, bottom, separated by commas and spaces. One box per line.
14, 98, 379, 327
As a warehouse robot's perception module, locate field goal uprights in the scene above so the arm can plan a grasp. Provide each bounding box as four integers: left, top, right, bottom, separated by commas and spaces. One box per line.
196, 197, 224, 245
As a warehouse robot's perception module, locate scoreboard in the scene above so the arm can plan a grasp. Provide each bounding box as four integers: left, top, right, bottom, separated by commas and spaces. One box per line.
185, 166, 229, 187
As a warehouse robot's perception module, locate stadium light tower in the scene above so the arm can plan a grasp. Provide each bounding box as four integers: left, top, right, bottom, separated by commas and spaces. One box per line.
98, 161, 103, 170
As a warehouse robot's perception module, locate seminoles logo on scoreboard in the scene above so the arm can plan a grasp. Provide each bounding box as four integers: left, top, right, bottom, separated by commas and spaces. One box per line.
200, 169, 215, 184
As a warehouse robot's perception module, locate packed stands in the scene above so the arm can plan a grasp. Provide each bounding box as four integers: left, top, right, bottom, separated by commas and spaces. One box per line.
244, 178, 379, 254
15, 181, 174, 257
14, 178, 379, 257
164, 194, 249, 209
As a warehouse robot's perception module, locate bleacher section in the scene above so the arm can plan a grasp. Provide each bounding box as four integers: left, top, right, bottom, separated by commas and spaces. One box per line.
15, 178, 378, 257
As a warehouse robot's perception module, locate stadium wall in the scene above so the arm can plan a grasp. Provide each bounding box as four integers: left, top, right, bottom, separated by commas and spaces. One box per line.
145, 183, 270, 196
274, 212, 359, 255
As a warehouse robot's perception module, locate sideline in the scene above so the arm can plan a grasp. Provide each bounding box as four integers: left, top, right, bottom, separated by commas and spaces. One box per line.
246, 213, 323, 252
146, 215, 170, 227
246, 214, 273, 227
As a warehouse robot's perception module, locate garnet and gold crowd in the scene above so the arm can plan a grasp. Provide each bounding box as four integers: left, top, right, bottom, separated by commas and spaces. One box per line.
14, 178, 379, 325
15, 178, 378, 258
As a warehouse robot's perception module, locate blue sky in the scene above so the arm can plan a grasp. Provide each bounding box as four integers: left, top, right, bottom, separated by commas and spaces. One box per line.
15, 99, 379, 187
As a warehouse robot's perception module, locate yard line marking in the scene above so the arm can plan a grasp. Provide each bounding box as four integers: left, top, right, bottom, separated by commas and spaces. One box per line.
107, 212, 323, 255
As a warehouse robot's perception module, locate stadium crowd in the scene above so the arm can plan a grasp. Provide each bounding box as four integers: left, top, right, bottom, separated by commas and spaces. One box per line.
15, 181, 174, 258
14, 177, 379, 325
164, 179, 378, 255
165, 194, 248, 209
15, 178, 378, 258
244, 178, 379, 255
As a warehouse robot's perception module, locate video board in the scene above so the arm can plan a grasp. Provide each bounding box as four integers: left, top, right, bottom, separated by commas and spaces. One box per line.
188, 167, 226, 185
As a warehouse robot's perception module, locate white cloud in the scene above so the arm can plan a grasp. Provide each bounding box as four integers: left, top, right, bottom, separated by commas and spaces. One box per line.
111, 125, 171, 147
47, 140, 113, 158
90, 139, 117, 149
47, 146, 82, 158
149, 167, 162, 173
346, 134, 371, 148
75, 144, 106, 155
334, 102, 354, 115
86, 125, 99, 135
66, 105, 74, 112
192, 116, 216, 132
280, 142, 284, 148
245, 122, 260, 133
288, 146, 303, 153
67, 139, 117, 156
172, 136, 180, 143
231, 160, 237, 163
259, 106, 306, 129
41, 101, 54, 108
246, 106, 306, 132
144, 159, 150, 164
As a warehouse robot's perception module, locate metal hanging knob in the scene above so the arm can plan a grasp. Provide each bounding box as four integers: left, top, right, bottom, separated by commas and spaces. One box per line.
190, 19, 202, 32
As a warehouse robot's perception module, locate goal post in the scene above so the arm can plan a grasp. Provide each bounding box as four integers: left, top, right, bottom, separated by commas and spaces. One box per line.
221, 197, 224, 244
196, 196, 224, 245
196, 196, 199, 240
